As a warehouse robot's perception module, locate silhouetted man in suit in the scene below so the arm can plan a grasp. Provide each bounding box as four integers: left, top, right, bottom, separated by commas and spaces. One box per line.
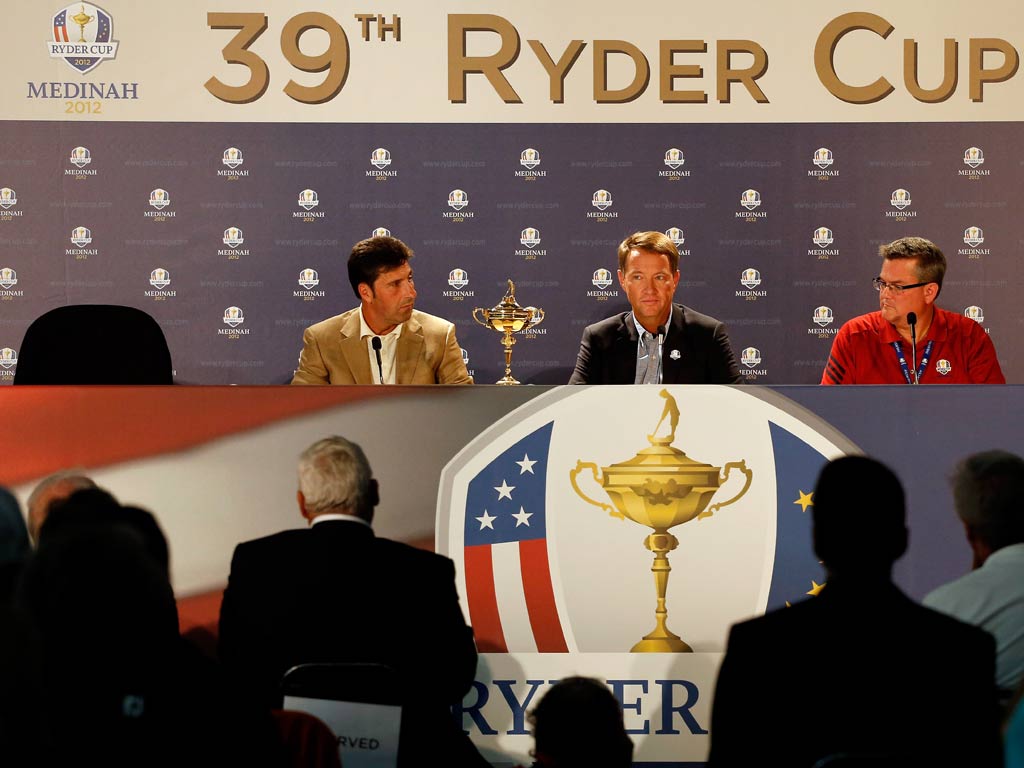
218, 436, 483, 765
708, 456, 1002, 768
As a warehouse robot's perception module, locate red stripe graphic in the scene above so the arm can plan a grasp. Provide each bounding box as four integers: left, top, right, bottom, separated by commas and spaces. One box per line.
519, 538, 568, 652
464, 544, 506, 652
54, 25, 69, 42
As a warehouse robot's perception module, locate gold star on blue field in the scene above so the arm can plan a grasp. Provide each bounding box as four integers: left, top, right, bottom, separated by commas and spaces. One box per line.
793, 490, 813, 512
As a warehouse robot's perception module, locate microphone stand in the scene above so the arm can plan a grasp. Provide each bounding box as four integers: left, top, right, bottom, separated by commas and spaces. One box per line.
907, 312, 919, 385
371, 336, 384, 384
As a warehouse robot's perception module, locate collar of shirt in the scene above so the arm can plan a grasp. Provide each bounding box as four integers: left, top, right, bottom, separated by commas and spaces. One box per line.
310, 512, 372, 529
359, 306, 402, 384
877, 306, 947, 345
982, 542, 1024, 569
630, 304, 673, 341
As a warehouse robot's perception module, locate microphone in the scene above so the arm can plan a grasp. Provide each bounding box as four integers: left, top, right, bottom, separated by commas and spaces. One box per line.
371, 336, 384, 384
907, 312, 919, 385
656, 325, 666, 384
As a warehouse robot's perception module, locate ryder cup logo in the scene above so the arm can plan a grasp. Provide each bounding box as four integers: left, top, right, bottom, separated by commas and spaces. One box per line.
223, 306, 244, 327
0, 348, 16, 369
740, 268, 761, 289
149, 268, 170, 289
964, 226, 984, 247
664, 148, 685, 169
964, 305, 985, 323
740, 347, 762, 368
372, 227, 391, 238
813, 148, 834, 168
371, 148, 391, 169
149, 189, 170, 210
0, 188, 17, 209
461, 348, 470, 366
936, 359, 952, 376
813, 227, 833, 248
298, 269, 319, 289
592, 269, 613, 289
298, 189, 319, 210
520, 228, 541, 248
70, 146, 92, 168
48, 3, 119, 75
448, 268, 469, 289
964, 147, 984, 169
592, 189, 613, 211
222, 148, 243, 169
666, 228, 685, 248
448, 189, 469, 211
223, 227, 244, 248
0, 268, 16, 289
70, 226, 91, 247
740, 189, 761, 210
520, 148, 541, 169
813, 306, 834, 327
890, 189, 911, 210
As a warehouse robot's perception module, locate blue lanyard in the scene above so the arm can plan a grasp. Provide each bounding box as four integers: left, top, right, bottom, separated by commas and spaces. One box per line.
892, 339, 934, 384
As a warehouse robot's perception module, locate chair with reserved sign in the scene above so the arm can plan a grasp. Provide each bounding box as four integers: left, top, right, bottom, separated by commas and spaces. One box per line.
282, 662, 402, 768
13, 304, 173, 384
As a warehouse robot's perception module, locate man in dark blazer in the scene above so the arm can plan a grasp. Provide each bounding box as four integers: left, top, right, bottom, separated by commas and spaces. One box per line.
218, 436, 483, 764
569, 231, 742, 384
707, 456, 1002, 768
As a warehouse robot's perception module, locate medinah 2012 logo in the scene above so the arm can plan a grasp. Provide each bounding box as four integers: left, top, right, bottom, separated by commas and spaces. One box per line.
736, 268, 766, 300
219, 148, 248, 179
809, 147, 838, 179
295, 268, 325, 300
660, 148, 690, 179
737, 189, 766, 220
145, 189, 175, 219
964, 305, 985, 324
740, 347, 765, 376
444, 268, 474, 300
0, 347, 17, 372
588, 189, 618, 220
444, 190, 474, 220
516, 228, 545, 260
67, 226, 96, 259
372, 227, 391, 238
368, 148, 397, 179
145, 268, 175, 300
294, 189, 324, 220
66, 146, 96, 178
219, 306, 250, 336
220, 227, 248, 259
961, 146, 989, 176
520, 228, 540, 248
0, 187, 21, 217
886, 188, 917, 219
809, 306, 837, 338
0, 267, 22, 299
588, 268, 619, 300
48, 3, 119, 75
960, 226, 989, 259
810, 227, 838, 260
516, 148, 546, 180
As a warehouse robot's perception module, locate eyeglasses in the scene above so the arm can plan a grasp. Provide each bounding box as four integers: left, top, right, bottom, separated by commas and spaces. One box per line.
872, 277, 929, 294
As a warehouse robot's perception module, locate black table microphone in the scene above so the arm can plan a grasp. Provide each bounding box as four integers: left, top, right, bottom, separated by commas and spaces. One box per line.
371, 336, 384, 384
907, 312, 919, 385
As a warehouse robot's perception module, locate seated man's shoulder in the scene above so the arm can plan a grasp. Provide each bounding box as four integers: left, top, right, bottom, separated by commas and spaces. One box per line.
679, 304, 727, 332
836, 311, 882, 336
584, 311, 630, 337
375, 536, 454, 571
306, 308, 359, 336
409, 309, 455, 332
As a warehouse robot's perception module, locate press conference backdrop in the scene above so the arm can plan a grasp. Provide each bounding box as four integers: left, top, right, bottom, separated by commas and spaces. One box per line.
1, 1, 1022, 384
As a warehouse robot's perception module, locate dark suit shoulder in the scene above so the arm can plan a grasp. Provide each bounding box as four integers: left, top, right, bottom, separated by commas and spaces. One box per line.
677, 304, 726, 333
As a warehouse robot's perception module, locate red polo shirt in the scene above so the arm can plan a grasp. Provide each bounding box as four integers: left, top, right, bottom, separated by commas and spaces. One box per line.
822, 308, 1005, 385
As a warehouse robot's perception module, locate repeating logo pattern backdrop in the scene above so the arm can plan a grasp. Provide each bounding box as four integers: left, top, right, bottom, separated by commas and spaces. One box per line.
0, 121, 1020, 385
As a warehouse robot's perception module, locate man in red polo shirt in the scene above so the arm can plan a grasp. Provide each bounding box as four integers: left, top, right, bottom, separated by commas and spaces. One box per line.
822, 237, 1005, 385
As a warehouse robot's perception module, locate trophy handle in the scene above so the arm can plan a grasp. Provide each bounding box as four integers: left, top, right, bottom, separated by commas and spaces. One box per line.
471, 307, 489, 328
569, 461, 624, 520
698, 460, 753, 519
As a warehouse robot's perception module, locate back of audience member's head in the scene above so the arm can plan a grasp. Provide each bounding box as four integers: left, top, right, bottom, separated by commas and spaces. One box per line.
40, 488, 170, 575
529, 677, 633, 768
812, 455, 908, 578
0, 487, 28, 565
298, 436, 377, 522
951, 450, 1024, 552
26, 470, 96, 545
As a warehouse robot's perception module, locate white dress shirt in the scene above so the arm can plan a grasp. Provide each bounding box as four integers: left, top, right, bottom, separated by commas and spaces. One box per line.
359, 307, 402, 385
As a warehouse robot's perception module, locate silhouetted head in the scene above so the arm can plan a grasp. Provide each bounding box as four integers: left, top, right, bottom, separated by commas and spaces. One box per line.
0, 487, 28, 565
26, 471, 96, 545
812, 456, 908, 579
951, 450, 1024, 563
529, 677, 633, 768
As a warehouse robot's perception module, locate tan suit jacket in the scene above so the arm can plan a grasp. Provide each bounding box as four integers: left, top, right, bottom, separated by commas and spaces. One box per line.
290, 308, 473, 385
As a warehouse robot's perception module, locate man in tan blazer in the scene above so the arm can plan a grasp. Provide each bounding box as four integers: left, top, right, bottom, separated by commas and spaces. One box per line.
291, 236, 472, 385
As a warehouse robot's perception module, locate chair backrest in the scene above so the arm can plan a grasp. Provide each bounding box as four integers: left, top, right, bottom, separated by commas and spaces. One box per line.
13, 304, 173, 384
282, 663, 403, 768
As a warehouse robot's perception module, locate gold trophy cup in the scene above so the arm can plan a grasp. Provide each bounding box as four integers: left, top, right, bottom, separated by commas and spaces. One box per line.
472, 279, 545, 385
72, 4, 94, 43
569, 390, 752, 652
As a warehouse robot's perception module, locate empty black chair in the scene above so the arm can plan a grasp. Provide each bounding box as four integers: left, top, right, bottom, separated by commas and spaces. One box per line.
13, 305, 173, 384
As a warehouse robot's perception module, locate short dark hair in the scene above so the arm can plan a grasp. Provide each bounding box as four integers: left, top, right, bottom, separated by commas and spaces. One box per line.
529, 677, 633, 768
812, 456, 907, 573
951, 450, 1024, 551
880, 237, 946, 294
347, 236, 413, 297
617, 231, 679, 273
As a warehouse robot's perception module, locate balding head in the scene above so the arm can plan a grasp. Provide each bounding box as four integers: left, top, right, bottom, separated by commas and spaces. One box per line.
27, 471, 96, 545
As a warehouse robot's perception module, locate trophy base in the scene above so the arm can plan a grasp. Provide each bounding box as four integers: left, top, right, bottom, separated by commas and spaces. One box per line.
495, 376, 521, 386
630, 633, 693, 653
